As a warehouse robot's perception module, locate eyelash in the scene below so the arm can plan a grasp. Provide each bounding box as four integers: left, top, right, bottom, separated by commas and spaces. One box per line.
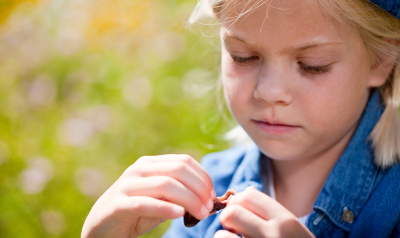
298, 62, 332, 74
230, 54, 333, 74
231, 55, 259, 64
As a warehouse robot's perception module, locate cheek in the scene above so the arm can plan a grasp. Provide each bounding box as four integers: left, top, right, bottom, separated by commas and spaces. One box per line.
302, 66, 370, 134
221, 54, 257, 109
222, 75, 245, 115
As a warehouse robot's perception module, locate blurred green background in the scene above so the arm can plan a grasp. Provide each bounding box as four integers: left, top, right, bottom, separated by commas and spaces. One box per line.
0, 0, 233, 237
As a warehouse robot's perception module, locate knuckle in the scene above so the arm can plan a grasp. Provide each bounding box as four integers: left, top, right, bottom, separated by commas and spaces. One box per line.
117, 179, 133, 193
220, 204, 241, 223
277, 214, 298, 224
128, 197, 143, 212
155, 200, 166, 211
214, 230, 231, 238
244, 187, 258, 197
125, 164, 138, 175
111, 196, 130, 214
178, 154, 193, 163
136, 156, 151, 164
172, 161, 187, 173
232, 188, 259, 204
214, 230, 224, 237
230, 192, 249, 205
271, 216, 301, 236
156, 177, 175, 191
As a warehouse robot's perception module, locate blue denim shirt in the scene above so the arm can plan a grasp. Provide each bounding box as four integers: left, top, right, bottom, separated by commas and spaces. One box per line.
163, 92, 400, 238
369, 0, 400, 19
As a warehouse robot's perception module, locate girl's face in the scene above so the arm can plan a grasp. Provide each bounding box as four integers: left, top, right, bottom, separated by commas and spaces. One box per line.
221, 0, 383, 161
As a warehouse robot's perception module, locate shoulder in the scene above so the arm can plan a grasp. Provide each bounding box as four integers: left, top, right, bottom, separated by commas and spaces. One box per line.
372, 162, 400, 198
200, 144, 249, 171
350, 163, 400, 237
200, 144, 250, 196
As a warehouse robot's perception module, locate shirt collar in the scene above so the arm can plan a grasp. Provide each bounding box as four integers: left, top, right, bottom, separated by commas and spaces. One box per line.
227, 91, 383, 232
228, 142, 264, 193
313, 91, 383, 231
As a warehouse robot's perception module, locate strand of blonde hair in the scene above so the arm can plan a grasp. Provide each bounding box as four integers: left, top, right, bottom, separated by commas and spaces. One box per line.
371, 61, 400, 168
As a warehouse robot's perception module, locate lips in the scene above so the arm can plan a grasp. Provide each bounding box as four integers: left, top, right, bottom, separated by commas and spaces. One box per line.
252, 119, 300, 133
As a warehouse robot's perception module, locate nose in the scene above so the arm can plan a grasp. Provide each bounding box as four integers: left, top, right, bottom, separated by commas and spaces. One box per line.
253, 63, 294, 106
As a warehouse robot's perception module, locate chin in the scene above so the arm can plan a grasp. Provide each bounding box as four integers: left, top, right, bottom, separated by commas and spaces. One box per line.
255, 140, 304, 161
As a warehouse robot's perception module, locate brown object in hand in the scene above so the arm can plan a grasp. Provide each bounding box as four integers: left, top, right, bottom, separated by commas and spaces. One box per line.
184, 189, 238, 227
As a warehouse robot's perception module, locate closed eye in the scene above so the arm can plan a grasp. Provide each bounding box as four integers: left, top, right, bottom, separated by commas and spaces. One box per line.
230, 54, 259, 64
298, 62, 332, 74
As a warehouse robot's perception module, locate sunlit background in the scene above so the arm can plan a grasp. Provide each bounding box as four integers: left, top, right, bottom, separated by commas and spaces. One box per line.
0, 0, 233, 237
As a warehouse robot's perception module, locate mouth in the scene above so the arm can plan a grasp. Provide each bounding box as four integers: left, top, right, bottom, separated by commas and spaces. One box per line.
252, 119, 300, 133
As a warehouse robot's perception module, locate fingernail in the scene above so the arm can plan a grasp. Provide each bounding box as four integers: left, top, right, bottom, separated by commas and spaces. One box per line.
206, 198, 213, 211
172, 205, 184, 215
200, 205, 208, 218
211, 189, 216, 199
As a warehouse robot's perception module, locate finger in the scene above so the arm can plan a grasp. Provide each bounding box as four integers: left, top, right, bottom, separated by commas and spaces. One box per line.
223, 190, 314, 238
220, 204, 267, 238
121, 176, 209, 220
214, 230, 240, 238
113, 196, 185, 220
136, 154, 215, 198
135, 162, 213, 208
228, 186, 291, 220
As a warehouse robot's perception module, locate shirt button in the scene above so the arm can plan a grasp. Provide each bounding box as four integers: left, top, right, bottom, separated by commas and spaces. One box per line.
342, 207, 354, 223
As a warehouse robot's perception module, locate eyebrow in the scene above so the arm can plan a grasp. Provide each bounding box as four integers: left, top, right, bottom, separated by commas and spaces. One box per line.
223, 32, 345, 52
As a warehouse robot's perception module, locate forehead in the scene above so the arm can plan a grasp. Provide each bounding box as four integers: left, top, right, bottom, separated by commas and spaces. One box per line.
219, 0, 358, 51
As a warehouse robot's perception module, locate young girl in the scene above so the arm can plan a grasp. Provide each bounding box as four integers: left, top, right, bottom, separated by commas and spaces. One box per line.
81, 0, 400, 237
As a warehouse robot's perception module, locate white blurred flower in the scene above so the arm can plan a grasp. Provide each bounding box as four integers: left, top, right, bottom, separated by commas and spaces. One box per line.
59, 118, 96, 146
41, 209, 66, 236
59, 105, 113, 146
19, 157, 53, 194
183, 68, 214, 99
3, 13, 49, 71
75, 167, 107, 198
28, 74, 57, 107
152, 32, 185, 62
54, 27, 83, 56
85, 105, 113, 131
122, 77, 153, 109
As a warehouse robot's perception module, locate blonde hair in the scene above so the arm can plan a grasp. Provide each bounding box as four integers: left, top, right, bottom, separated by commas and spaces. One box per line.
190, 0, 400, 168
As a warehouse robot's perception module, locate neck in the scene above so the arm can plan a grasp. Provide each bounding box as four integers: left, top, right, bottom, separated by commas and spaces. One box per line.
271, 127, 355, 217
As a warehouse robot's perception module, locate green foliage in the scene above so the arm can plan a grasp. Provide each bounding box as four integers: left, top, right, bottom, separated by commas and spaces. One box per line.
0, 0, 232, 237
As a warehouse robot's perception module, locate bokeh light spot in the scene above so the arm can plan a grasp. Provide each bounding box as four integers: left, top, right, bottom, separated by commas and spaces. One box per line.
28, 74, 57, 107
19, 156, 53, 194
41, 209, 66, 236
183, 68, 214, 99
75, 167, 107, 198
59, 118, 96, 147
123, 77, 153, 109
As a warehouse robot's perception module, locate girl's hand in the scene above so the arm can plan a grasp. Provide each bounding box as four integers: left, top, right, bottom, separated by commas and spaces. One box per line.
81, 154, 216, 238
214, 187, 315, 238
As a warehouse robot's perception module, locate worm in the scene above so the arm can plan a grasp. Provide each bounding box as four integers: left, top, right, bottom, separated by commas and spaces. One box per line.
184, 189, 238, 227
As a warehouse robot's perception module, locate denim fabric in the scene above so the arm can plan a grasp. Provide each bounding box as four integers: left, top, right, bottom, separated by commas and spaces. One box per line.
369, 0, 400, 18
162, 91, 400, 238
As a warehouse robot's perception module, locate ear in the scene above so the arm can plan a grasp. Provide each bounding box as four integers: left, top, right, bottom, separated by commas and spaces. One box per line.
368, 41, 400, 87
